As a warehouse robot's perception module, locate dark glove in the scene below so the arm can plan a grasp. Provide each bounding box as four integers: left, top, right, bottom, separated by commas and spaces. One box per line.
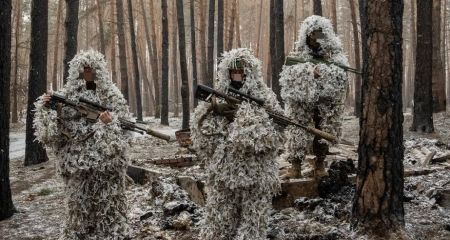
211, 97, 237, 121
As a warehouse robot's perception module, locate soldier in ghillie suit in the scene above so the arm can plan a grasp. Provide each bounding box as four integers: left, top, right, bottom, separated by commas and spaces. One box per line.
33, 50, 131, 239
280, 15, 349, 178
191, 48, 283, 240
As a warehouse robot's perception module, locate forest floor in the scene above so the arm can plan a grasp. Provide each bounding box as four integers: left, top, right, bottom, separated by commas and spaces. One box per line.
1, 110, 450, 240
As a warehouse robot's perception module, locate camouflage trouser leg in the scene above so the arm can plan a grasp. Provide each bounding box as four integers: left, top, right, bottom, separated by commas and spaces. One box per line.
234, 189, 272, 240
201, 186, 241, 240
283, 125, 309, 177
313, 107, 328, 176
313, 102, 344, 176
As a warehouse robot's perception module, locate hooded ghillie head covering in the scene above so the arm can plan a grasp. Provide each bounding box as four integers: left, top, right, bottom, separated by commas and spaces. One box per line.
216, 48, 281, 112
60, 49, 129, 114
291, 15, 348, 66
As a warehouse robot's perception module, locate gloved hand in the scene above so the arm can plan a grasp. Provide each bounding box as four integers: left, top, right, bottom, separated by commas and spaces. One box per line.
211, 97, 238, 121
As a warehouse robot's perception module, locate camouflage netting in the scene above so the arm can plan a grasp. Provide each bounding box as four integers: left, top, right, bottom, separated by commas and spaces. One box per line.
279, 15, 349, 172
33, 50, 131, 239
191, 48, 283, 240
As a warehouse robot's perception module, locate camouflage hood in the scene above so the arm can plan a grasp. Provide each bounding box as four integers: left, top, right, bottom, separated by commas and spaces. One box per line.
291, 15, 348, 66
216, 48, 280, 111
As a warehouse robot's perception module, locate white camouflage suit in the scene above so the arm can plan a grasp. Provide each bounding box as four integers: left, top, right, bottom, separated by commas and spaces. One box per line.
191, 48, 283, 240
280, 15, 349, 176
33, 50, 131, 239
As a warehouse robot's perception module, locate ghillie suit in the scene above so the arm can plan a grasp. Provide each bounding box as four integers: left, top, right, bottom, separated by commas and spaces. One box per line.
280, 15, 349, 177
191, 48, 283, 240
34, 50, 131, 239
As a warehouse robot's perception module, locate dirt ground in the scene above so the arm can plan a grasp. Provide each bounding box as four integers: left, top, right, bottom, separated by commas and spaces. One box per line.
1, 112, 449, 240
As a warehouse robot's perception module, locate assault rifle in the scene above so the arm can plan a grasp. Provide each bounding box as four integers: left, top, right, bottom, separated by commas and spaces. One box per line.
284, 56, 361, 75
49, 93, 172, 142
195, 84, 353, 146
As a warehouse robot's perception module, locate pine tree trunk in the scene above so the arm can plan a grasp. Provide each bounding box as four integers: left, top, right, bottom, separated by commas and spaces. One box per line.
63, 0, 79, 84
349, 0, 362, 117
226, 0, 236, 51
177, 0, 191, 129
171, 1, 179, 117
352, 0, 405, 234
127, 0, 142, 120
411, 0, 434, 133
137, 36, 155, 116
110, 0, 117, 84
271, 0, 284, 103
149, 0, 161, 118
269, 0, 275, 86
431, 0, 446, 112
199, 0, 208, 85
235, 0, 241, 47
407, 0, 416, 109
52, 0, 62, 91
95, 0, 105, 54
313, 0, 322, 16
190, 0, 198, 107
255, 0, 263, 57
217, 0, 224, 58
0, 0, 15, 221
161, 0, 169, 125
206, 0, 215, 87
331, 0, 337, 32
25, 0, 49, 166
116, 0, 129, 102
140, 0, 157, 115
12, 0, 22, 123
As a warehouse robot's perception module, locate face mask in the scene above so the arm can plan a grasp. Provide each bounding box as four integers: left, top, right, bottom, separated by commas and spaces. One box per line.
86, 81, 97, 91
229, 69, 245, 90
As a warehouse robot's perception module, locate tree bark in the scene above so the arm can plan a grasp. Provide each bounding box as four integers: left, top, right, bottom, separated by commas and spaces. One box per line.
140, 0, 157, 115
226, 0, 237, 51
352, 0, 405, 234
217, 0, 224, 58
411, 0, 434, 133
349, 0, 362, 117
137, 35, 155, 116
431, 0, 446, 112
268, 0, 275, 87
127, 0, 142, 120
51, 0, 63, 91
149, 0, 161, 118
235, 0, 241, 47
206, 0, 215, 86
199, 0, 208, 85
63, 0, 79, 84
110, 0, 117, 84
116, 0, 129, 102
161, 0, 169, 125
25, 0, 49, 166
271, 0, 284, 103
0, 0, 15, 221
95, 0, 105, 54
171, 1, 179, 117
313, 0, 322, 16
406, 0, 416, 109
255, 0, 263, 57
331, 0, 337, 32
191, 0, 198, 107
177, 0, 191, 129
12, 0, 23, 123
